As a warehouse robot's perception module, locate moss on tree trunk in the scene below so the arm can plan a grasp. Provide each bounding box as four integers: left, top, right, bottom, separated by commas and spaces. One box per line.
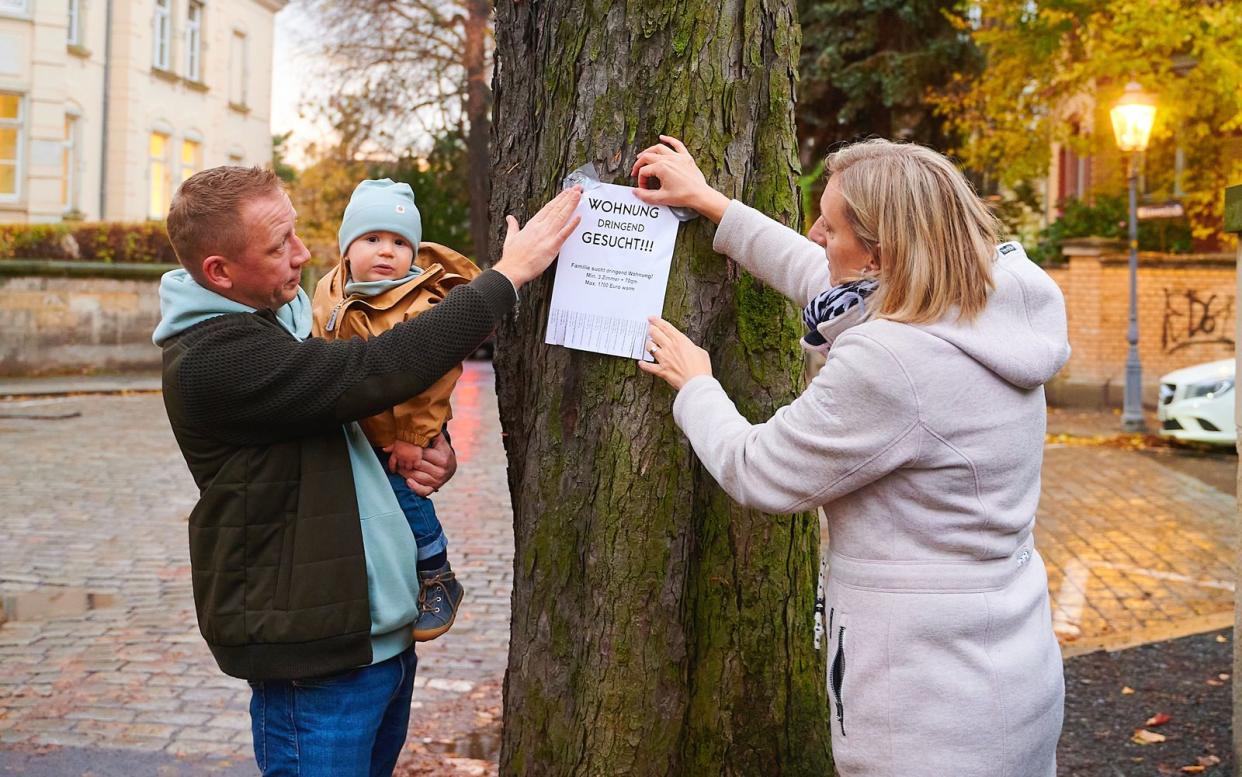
490, 1, 831, 774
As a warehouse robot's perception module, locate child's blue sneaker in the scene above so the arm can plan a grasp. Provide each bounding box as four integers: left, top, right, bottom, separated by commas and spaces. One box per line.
413, 562, 464, 642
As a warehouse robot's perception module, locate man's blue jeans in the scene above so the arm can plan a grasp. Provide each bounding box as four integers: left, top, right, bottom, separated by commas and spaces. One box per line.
248, 644, 417, 776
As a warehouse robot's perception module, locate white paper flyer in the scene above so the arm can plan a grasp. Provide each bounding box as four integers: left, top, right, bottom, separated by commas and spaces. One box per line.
545, 181, 680, 360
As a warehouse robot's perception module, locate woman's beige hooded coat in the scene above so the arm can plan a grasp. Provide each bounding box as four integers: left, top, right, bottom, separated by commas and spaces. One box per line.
673, 201, 1069, 777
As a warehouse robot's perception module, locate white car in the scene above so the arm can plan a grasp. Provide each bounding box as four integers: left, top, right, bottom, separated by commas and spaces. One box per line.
1157, 358, 1236, 445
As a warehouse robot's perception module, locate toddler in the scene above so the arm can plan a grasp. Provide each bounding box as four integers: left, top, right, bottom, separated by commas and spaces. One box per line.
312, 178, 480, 642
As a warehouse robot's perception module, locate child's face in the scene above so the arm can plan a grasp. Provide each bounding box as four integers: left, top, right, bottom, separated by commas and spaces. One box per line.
346, 231, 415, 282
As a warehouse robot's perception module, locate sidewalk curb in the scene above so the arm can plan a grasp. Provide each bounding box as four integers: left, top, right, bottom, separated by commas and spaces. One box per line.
0, 376, 162, 398
1061, 611, 1233, 659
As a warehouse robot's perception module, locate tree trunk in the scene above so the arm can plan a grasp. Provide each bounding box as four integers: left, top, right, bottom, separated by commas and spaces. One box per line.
490, 1, 831, 775
464, 0, 492, 262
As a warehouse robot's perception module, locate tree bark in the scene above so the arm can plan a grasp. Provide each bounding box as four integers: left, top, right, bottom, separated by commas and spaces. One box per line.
490, 1, 831, 774
464, 0, 492, 262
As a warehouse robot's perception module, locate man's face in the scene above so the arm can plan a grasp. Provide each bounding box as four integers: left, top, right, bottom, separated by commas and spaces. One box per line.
223, 192, 310, 309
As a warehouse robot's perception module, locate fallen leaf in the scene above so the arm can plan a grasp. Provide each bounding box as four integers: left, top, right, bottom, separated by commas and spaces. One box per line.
1199, 755, 1222, 766
1122, 686, 1136, 695
1205, 679, 1223, 687
1215, 635, 1228, 643
1146, 713, 1172, 727
1218, 673, 1229, 681
1132, 729, 1167, 745
1180, 767, 1206, 774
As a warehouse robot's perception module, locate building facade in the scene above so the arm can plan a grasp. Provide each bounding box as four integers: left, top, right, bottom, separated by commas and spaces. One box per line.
0, 0, 284, 224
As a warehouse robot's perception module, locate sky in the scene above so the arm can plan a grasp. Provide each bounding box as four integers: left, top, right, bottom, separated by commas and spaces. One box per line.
270, 4, 325, 168
268, 2, 465, 168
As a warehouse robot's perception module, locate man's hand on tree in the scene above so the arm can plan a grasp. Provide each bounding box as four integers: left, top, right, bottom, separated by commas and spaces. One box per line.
493, 186, 584, 289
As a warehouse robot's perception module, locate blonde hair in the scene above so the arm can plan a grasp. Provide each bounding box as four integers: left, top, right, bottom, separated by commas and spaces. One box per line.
167, 166, 282, 283
825, 140, 998, 323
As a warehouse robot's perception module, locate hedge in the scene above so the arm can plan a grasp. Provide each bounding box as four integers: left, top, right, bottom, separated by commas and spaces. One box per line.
0, 221, 177, 264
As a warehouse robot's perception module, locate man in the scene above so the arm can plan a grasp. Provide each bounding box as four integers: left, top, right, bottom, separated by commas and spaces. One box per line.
155, 166, 580, 775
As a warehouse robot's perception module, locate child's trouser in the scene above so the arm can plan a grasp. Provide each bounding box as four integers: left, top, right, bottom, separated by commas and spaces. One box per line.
372, 446, 448, 562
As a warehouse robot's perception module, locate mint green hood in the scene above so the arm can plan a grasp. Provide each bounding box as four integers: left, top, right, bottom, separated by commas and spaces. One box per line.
151, 269, 312, 345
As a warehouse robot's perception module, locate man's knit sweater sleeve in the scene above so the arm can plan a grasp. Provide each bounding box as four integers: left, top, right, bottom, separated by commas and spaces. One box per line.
177, 270, 514, 441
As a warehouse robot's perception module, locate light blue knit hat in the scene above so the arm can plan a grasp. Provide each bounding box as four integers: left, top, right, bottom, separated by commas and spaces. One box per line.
338, 179, 423, 257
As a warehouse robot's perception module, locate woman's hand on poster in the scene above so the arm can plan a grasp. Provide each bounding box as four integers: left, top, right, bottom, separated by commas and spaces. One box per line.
493, 186, 584, 289
638, 316, 713, 391
631, 136, 731, 224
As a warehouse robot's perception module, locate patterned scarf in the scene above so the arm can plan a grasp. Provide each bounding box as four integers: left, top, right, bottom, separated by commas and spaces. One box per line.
801, 278, 879, 353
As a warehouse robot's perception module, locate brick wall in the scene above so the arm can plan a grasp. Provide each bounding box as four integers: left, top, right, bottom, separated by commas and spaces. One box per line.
1045, 246, 1235, 407
0, 274, 164, 376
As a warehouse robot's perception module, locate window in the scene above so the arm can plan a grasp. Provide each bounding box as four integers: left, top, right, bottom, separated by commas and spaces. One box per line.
152, 0, 170, 71
0, 0, 29, 15
180, 138, 201, 183
62, 114, 80, 210
229, 31, 248, 107
67, 0, 82, 45
185, 1, 202, 81
0, 94, 21, 199
1057, 146, 1090, 202
1056, 122, 1091, 204
149, 131, 171, 218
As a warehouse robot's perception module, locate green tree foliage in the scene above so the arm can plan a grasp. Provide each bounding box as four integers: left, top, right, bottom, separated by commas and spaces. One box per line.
1027, 195, 1192, 264
271, 132, 298, 183
383, 131, 473, 252
796, 0, 981, 165
935, 0, 1242, 243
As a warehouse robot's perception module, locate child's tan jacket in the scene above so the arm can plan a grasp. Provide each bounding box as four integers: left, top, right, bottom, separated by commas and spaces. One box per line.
311, 242, 482, 447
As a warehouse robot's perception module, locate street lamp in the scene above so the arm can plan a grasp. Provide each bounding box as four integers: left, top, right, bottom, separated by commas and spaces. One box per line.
1109, 81, 1157, 432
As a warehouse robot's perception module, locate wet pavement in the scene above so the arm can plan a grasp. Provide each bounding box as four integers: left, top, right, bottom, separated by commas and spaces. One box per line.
0, 363, 1236, 774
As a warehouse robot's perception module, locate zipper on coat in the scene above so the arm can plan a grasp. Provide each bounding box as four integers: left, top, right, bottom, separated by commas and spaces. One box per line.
830, 625, 845, 736
325, 298, 348, 332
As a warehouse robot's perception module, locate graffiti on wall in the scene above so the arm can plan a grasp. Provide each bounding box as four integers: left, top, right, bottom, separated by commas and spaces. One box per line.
1161, 288, 1235, 354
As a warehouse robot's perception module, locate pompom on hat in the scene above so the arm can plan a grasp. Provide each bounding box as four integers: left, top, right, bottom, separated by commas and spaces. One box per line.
337, 179, 422, 257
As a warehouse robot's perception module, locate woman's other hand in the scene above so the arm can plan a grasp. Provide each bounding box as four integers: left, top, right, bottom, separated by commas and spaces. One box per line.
638, 316, 713, 390
493, 186, 583, 289
631, 136, 731, 223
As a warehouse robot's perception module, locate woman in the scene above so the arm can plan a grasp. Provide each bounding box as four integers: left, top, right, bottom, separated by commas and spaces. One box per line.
632, 137, 1068, 776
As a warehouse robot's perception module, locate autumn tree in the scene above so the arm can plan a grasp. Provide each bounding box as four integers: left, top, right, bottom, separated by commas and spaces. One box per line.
796, 0, 981, 164
286, 103, 472, 281
934, 0, 1242, 245
489, 1, 831, 775
302, 0, 494, 259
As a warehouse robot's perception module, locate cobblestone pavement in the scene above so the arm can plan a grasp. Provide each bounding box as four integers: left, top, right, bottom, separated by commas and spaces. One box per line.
0, 364, 513, 774
1040, 442, 1236, 656
0, 363, 1235, 771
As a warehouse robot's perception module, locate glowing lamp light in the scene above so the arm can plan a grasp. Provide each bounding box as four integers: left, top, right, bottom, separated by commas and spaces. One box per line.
1109, 82, 1157, 153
